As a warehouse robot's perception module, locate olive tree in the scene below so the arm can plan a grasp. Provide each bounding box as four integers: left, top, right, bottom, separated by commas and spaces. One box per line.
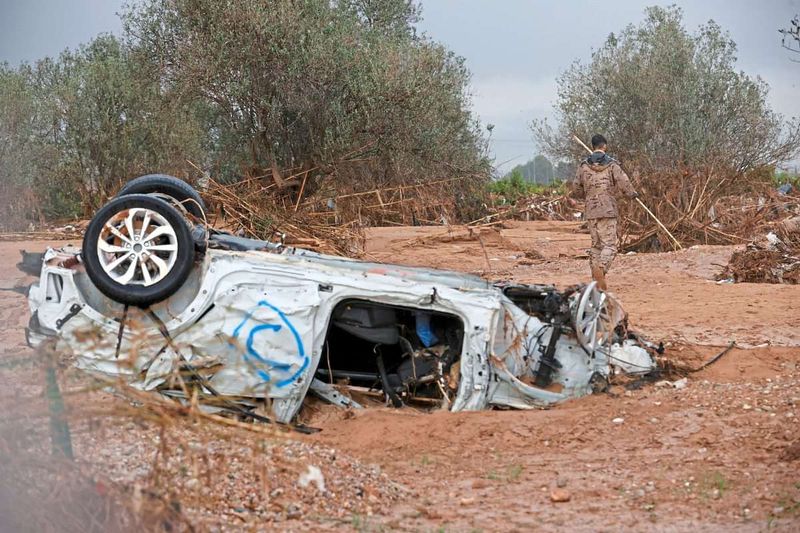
122, 0, 489, 191
1, 34, 210, 224
33, 34, 209, 214
3, 0, 488, 227
0, 65, 43, 227
533, 6, 800, 174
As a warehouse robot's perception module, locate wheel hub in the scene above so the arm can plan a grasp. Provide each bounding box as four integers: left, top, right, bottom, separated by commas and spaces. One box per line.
96, 207, 179, 287
572, 282, 614, 353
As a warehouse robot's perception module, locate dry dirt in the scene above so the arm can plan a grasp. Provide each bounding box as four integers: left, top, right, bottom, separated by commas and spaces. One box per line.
1, 221, 799, 531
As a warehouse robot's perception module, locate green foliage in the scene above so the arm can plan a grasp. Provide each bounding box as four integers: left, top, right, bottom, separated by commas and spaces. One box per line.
351, 512, 384, 532
122, 0, 489, 188
774, 170, 800, 189
533, 5, 800, 174
506, 463, 524, 481
503, 154, 576, 184
0, 64, 42, 225
699, 470, 731, 499
0, 34, 209, 227
484, 463, 525, 482
39, 35, 209, 212
0, 0, 488, 229
488, 169, 564, 204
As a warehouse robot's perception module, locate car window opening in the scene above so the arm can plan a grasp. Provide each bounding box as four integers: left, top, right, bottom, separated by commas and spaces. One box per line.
317, 299, 464, 409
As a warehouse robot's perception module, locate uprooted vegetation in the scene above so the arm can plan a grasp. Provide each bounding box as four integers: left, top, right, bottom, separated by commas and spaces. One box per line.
203, 166, 488, 257
723, 246, 800, 284
616, 170, 800, 251
721, 215, 800, 284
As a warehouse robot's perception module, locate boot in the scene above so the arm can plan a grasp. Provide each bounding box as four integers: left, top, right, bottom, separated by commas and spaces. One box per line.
591, 265, 607, 291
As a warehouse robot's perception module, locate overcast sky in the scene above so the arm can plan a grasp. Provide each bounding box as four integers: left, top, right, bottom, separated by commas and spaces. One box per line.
2, 0, 799, 172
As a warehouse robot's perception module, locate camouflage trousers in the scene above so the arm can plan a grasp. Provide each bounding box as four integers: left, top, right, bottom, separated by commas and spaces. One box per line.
588, 217, 618, 273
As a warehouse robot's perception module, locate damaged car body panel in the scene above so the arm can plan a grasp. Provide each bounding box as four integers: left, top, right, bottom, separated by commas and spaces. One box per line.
26, 241, 626, 423
23, 173, 639, 424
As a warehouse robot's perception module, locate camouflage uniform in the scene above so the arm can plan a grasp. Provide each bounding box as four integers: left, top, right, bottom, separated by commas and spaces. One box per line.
573, 152, 637, 273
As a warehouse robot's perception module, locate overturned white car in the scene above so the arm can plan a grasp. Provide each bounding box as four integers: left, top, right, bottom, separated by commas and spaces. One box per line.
25, 175, 644, 424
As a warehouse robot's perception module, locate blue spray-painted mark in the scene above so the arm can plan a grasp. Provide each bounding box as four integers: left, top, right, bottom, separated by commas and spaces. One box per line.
245, 324, 291, 369
231, 299, 308, 388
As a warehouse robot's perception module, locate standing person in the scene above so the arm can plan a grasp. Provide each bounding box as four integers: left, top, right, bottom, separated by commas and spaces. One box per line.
571, 134, 638, 290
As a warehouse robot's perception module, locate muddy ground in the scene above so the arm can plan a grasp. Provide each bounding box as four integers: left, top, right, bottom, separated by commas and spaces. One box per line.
1, 221, 799, 531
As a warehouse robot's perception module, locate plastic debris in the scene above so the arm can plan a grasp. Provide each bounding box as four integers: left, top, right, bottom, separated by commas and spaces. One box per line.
298, 465, 326, 493
609, 340, 655, 374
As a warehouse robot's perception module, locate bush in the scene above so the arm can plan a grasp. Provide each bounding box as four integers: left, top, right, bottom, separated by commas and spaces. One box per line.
0, 0, 489, 229
0, 35, 209, 227
774, 170, 800, 189
532, 6, 800, 175
123, 0, 489, 191
488, 170, 565, 204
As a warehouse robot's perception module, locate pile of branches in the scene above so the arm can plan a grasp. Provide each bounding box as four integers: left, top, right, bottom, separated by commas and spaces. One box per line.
494, 192, 574, 222
473, 191, 576, 226
298, 174, 484, 227
619, 170, 799, 251
205, 177, 366, 257
202, 162, 489, 256
469, 169, 797, 251
721, 215, 800, 284
723, 245, 800, 284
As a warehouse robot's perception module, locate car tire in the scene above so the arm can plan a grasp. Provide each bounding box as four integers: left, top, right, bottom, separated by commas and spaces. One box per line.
116, 174, 206, 219
82, 194, 196, 307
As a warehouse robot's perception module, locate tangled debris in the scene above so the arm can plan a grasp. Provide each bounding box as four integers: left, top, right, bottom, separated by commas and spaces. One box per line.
474, 172, 800, 254
721, 215, 800, 284
476, 191, 576, 225
723, 247, 800, 284
205, 177, 366, 256
192, 142, 490, 257
0, 223, 85, 242
619, 172, 799, 252
203, 172, 489, 257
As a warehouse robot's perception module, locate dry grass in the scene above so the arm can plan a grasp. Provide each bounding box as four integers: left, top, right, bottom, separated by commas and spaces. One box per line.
0, 341, 404, 531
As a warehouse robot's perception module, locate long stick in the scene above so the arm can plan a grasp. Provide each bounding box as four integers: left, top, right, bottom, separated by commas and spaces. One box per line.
635, 197, 682, 249
294, 170, 309, 212
572, 134, 593, 154
571, 135, 683, 250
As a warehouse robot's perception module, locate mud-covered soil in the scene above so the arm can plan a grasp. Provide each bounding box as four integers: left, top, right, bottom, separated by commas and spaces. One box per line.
1, 222, 799, 531
365, 222, 800, 347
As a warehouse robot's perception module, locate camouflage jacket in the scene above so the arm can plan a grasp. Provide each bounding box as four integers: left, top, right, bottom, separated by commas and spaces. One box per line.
572, 152, 637, 219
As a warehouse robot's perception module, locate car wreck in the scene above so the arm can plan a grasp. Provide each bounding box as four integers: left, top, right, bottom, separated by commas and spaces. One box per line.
25, 175, 649, 424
